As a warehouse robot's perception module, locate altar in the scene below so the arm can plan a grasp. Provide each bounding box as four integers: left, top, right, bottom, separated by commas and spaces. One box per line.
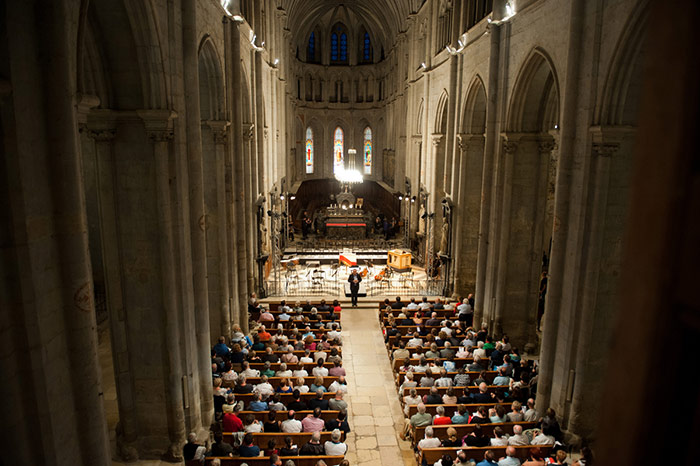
325, 216, 367, 238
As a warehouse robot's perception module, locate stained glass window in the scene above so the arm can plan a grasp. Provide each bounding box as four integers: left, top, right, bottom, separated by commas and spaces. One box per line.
305, 127, 314, 174
363, 127, 372, 175
363, 32, 371, 61
331, 33, 338, 61
340, 33, 347, 61
308, 32, 315, 62
333, 127, 344, 173
331, 26, 348, 63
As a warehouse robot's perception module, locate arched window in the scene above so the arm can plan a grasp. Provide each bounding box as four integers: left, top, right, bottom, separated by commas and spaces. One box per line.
307, 31, 316, 62
363, 127, 372, 174
305, 127, 314, 174
333, 127, 344, 173
330, 24, 348, 64
363, 32, 371, 62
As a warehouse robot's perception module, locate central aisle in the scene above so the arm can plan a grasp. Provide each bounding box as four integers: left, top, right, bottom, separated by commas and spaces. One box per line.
341, 303, 416, 466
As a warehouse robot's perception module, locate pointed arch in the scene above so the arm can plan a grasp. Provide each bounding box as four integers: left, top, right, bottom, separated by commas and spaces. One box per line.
461, 75, 487, 135
507, 48, 561, 132
596, 2, 651, 126
434, 90, 449, 134
198, 36, 224, 121
330, 22, 349, 64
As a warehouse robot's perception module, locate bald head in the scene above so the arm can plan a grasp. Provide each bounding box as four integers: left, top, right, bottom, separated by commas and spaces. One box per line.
513, 424, 523, 435
479, 382, 488, 393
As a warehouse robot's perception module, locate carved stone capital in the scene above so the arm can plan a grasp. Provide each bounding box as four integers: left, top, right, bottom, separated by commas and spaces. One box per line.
147, 130, 174, 143
502, 140, 518, 154
457, 133, 485, 151
88, 129, 116, 142
592, 142, 619, 157
431, 133, 444, 147
137, 110, 177, 144
206, 120, 230, 145
538, 139, 557, 154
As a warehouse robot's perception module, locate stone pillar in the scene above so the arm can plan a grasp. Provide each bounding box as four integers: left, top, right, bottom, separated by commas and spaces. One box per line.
474, 20, 502, 327
141, 113, 186, 461
454, 133, 485, 296
492, 136, 518, 333
208, 121, 232, 338
563, 138, 618, 439
182, 0, 213, 428
0, 2, 112, 464
86, 122, 140, 461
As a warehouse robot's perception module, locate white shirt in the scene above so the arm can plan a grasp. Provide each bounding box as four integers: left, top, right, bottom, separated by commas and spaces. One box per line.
406, 303, 419, 310
324, 441, 348, 456
254, 383, 273, 398
300, 356, 314, 363
295, 385, 310, 393
491, 437, 509, 446
281, 419, 303, 433
508, 434, 530, 446
328, 330, 341, 340
328, 381, 348, 394
417, 437, 441, 450
276, 370, 293, 378
240, 368, 260, 378
531, 433, 555, 445
293, 369, 308, 378
418, 302, 432, 310
312, 367, 329, 377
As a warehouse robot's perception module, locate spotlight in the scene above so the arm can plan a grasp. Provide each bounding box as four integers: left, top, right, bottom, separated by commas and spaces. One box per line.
280, 194, 285, 200
398, 195, 403, 201
411, 196, 416, 203
290, 195, 296, 200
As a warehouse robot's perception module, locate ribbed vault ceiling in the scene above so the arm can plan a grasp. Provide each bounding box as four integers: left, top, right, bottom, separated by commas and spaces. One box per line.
281, 0, 417, 46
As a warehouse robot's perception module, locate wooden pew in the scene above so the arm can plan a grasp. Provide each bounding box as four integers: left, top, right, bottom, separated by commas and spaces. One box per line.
391, 357, 478, 371
232, 391, 335, 405
228, 376, 340, 389
206, 456, 345, 466
222, 431, 345, 449
237, 410, 341, 423
419, 445, 552, 465
395, 371, 497, 385
400, 385, 509, 397
248, 361, 336, 371
406, 402, 511, 418
412, 421, 538, 446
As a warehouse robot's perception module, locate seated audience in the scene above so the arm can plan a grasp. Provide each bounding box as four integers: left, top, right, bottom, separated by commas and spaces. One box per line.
299, 431, 325, 455
281, 411, 302, 433
279, 436, 299, 456
301, 407, 325, 432
325, 410, 350, 433
508, 424, 530, 446
239, 432, 261, 457
324, 429, 347, 456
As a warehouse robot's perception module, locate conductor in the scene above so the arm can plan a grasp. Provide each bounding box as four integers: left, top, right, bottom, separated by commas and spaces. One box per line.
348, 269, 362, 308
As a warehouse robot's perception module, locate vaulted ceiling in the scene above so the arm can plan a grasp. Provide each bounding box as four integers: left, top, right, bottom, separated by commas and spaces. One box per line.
281, 0, 421, 50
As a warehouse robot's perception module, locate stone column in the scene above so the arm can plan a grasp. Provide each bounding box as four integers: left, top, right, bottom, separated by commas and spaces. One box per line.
86, 122, 140, 460
182, 0, 213, 428
1, 2, 112, 464
142, 114, 186, 461
474, 19, 502, 326
492, 136, 518, 333
208, 120, 232, 338
563, 138, 618, 439
454, 133, 485, 295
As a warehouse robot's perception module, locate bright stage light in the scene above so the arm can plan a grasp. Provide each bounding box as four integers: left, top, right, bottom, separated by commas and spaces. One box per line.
334, 167, 363, 184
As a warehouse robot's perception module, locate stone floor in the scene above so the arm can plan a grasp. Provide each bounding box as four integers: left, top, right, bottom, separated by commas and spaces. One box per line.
338, 303, 417, 466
